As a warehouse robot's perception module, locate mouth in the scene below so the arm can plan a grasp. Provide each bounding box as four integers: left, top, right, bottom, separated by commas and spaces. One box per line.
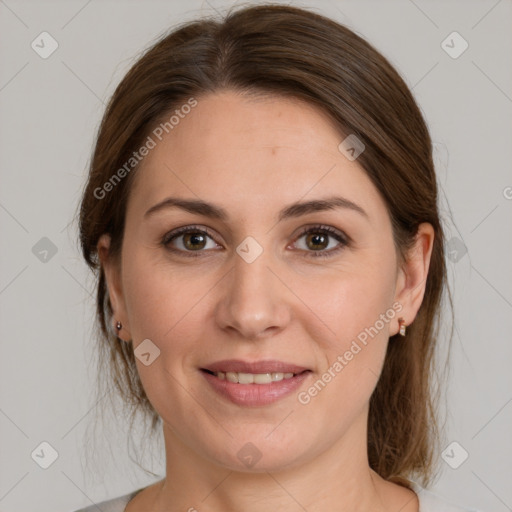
199, 359, 312, 406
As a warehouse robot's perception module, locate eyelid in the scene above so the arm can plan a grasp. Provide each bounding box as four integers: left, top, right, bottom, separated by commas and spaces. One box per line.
161, 225, 222, 254
161, 224, 217, 244
292, 223, 350, 244
290, 224, 349, 258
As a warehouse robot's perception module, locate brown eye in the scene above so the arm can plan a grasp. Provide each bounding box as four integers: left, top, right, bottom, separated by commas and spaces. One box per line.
182, 232, 208, 251
305, 232, 329, 251
162, 226, 219, 256
294, 225, 348, 258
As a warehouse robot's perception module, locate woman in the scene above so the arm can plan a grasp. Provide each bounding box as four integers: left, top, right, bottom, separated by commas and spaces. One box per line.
74, 4, 480, 511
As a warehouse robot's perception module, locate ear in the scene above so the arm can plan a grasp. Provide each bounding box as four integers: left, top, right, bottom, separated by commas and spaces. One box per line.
97, 234, 131, 341
392, 222, 435, 335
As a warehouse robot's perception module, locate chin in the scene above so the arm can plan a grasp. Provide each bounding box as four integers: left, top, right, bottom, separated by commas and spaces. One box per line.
201, 434, 312, 474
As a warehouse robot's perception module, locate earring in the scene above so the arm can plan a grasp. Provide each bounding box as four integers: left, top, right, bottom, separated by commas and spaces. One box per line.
398, 317, 407, 337
116, 321, 122, 331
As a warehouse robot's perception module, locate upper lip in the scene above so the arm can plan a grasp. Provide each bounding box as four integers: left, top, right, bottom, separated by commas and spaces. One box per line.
202, 359, 310, 374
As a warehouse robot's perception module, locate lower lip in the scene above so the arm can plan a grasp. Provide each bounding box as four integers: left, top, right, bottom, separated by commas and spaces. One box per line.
201, 370, 311, 406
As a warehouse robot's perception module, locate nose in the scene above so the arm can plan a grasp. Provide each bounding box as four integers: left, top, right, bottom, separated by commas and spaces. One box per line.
214, 246, 292, 341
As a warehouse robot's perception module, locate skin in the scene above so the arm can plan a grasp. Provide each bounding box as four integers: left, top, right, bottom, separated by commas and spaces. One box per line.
98, 90, 434, 512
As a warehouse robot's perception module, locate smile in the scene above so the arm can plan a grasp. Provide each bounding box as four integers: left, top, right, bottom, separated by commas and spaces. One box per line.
200, 368, 311, 406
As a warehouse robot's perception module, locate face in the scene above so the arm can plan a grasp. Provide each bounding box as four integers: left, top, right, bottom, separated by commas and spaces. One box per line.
99, 90, 433, 472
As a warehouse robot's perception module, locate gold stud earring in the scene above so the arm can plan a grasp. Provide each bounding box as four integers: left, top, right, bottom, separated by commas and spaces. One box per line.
398, 317, 407, 337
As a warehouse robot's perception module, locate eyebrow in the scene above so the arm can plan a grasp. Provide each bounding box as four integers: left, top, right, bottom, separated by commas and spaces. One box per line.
144, 195, 368, 222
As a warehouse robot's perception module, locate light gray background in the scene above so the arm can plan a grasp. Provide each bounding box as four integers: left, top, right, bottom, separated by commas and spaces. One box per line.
1, 0, 511, 511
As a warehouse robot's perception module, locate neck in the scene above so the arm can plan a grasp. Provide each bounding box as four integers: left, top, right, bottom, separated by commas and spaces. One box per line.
149, 411, 407, 512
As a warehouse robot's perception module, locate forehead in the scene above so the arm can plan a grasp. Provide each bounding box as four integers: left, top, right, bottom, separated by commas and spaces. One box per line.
126, 90, 385, 222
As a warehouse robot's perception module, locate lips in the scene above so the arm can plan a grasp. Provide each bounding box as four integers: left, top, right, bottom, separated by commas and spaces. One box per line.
200, 359, 312, 406
201, 366, 311, 407
201, 359, 309, 374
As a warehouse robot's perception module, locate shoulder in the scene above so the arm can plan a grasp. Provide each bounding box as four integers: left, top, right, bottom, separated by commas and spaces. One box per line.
70, 487, 145, 512
411, 482, 483, 512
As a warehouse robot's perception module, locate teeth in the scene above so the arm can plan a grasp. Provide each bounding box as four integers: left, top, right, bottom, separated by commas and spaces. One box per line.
216, 371, 295, 384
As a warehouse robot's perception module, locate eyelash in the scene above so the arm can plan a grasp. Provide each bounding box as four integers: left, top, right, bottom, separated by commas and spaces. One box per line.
161, 224, 349, 259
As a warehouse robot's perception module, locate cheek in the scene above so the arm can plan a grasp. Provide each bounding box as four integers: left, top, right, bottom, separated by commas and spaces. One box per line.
295, 252, 397, 398
121, 246, 204, 349
293, 271, 396, 432
120, 248, 207, 414
296, 254, 397, 349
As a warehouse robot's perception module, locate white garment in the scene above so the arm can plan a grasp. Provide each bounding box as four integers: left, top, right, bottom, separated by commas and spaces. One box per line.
72, 481, 482, 512
410, 482, 481, 511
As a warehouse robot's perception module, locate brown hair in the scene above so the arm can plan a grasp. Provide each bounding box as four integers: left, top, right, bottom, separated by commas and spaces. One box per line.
78, 3, 450, 487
